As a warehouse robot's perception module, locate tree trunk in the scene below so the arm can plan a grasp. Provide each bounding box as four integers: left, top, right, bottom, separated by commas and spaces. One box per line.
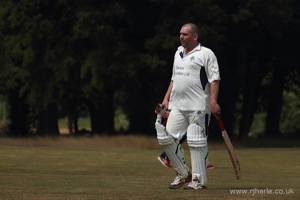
214, 63, 241, 139
67, 115, 74, 135
89, 105, 101, 134
88, 88, 114, 134
7, 90, 30, 137
73, 114, 79, 134
239, 70, 263, 139
265, 67, 285, 137
127, 81, 161, 135
36, 103, 59, 136
89, 104, 114, 134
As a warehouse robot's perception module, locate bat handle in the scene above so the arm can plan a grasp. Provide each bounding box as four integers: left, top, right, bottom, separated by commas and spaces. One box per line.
215, 115, 225, 132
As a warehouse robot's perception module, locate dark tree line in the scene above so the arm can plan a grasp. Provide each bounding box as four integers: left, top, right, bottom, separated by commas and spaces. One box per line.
0, 0, 299, 138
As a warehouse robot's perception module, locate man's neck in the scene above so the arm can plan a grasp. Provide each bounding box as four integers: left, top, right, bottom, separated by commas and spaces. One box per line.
184, 43, 198, 56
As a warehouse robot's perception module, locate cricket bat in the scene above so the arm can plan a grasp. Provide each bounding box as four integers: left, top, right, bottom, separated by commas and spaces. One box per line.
216, 115, 241, 180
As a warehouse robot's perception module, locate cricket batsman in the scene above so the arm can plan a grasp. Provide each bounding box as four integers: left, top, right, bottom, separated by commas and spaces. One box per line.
155, 23, 221, 190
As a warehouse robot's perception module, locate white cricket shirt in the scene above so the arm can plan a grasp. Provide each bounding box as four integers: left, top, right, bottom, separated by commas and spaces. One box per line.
168, 43, 221, 112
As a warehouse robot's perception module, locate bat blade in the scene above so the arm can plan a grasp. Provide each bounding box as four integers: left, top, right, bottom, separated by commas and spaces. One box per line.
216, 115, 241, 180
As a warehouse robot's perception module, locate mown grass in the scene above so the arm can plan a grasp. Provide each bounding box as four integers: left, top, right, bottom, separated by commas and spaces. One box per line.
0, 136, 299, 200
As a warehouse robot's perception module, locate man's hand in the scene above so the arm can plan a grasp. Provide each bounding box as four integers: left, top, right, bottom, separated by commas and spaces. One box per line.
161, 99, 170, 118
210, 100, 221, 117
210, 80, 221, 117
162, 109, 170, 118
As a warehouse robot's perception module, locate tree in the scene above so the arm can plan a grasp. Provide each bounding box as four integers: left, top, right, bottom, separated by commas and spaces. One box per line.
1, 0, 299, 138
75, 1, 134, 134
0, 0, 80, 135
231, 0, 300, 138
264, 0, 300, 137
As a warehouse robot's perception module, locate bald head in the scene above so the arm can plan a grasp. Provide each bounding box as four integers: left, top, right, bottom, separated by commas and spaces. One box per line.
179, 23, 199, 51
182, 23, 199, 35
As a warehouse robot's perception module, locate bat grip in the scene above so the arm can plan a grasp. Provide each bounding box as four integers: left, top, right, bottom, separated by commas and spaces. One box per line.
215, 115, 225, 132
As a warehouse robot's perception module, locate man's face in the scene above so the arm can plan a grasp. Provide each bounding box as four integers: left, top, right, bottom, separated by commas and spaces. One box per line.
179, 25, 196, 48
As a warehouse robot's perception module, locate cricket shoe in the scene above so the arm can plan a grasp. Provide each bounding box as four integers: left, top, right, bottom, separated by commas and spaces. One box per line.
157, 152, 172, 168
207, 163, 215, 169
183, 178, 207, 190
169, 173, 192, 189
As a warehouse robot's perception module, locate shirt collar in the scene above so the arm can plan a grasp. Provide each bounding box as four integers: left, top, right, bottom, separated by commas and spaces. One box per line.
178, 43, 201, 53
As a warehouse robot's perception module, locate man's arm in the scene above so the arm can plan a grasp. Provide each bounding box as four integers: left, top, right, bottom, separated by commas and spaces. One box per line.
162, 80, 173, 109
210, 80, 221, 116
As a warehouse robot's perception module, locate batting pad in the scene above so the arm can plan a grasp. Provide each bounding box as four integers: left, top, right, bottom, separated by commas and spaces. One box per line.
164, 143, 190, 177
155, 122, 173, 145
187, 124, 207, 147
156, 122, 189, 177
190, 147, 208, 186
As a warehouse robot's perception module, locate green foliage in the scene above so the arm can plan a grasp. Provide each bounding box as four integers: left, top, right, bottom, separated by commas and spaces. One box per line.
0, 0, 299, 136
248, 87, 300, 137
249, 112, 266, 137
0, 96, 7, 120
280, 90, 300, 135
58, 117, 91, 133
114, 107, 129, 132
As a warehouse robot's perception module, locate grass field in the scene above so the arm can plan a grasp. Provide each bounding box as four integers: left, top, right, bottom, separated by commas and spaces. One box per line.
0, 136, 299, 200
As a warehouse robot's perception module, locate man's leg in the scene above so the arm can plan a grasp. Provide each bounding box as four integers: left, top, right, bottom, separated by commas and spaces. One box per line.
155, 122, 191, 189
184, 112, 209, 190
158, 131, 215, 169
184, 124, 208, 190
157, 133, 186, 168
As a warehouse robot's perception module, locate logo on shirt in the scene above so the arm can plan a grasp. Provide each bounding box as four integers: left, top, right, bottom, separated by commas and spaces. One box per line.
175, 65, 190, 77
190, 56, 195, 62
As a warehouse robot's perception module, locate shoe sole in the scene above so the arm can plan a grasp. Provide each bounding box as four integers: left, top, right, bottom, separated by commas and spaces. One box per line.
169, 175, 192, 189
157, 156, 170, 168
169, 183, 185, 189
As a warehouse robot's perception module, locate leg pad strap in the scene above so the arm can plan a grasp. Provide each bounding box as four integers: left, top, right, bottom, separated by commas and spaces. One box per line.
155, 122, 173, 145
187, 124, 207, 148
